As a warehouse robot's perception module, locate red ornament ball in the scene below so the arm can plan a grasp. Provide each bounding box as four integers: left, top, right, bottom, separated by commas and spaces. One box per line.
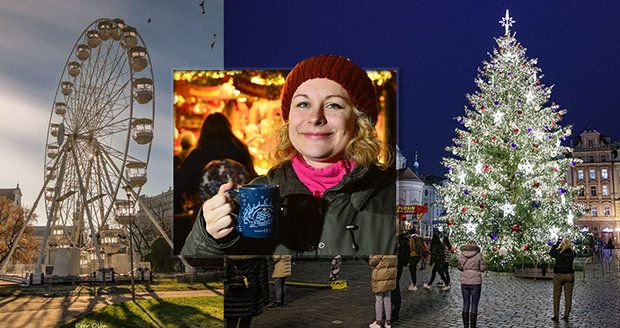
479, 202, 486, 209
533, 144, 539, 149
514, 128, 519, 134
472, 139, 477, 145
523, 245, 530, 251
448, 219, 454, 226
511, 224, 522, 232
483, 164, 490, 172
517, 110, 523, 115
461, 207, 467, 213
482, 193, 487, 199
481, 106, 486, 111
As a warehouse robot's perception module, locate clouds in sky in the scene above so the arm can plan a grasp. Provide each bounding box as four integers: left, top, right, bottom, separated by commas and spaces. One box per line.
0, 0, 224, 225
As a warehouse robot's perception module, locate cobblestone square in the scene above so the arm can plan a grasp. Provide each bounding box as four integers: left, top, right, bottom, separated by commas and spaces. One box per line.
253, 259, 620, 328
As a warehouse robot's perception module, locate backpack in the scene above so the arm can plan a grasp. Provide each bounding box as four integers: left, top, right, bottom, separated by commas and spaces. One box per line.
420, 240, 430, 258
199, 159, 251, 201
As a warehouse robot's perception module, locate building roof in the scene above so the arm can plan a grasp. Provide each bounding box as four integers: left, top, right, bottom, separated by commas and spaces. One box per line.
0, 188, 19, 202
397, 167, 423, 181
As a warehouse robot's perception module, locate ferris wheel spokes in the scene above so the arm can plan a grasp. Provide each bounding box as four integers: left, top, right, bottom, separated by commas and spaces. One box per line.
69, 137, 104, 269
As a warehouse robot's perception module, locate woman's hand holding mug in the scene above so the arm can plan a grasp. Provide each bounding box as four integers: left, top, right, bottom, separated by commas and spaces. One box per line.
203, 181, 235, 240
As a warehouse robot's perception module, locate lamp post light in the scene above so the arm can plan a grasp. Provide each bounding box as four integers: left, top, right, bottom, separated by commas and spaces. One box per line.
124, 185, 136, 302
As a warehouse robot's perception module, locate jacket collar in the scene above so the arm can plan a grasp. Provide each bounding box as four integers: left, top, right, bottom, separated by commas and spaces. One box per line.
271, 161, 386, 211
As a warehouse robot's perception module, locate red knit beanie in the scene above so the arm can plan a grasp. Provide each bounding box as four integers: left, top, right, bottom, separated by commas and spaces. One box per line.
280, 54, 378, 125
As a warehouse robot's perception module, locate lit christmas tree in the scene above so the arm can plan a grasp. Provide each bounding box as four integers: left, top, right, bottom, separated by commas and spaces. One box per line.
438, 10, 582, 268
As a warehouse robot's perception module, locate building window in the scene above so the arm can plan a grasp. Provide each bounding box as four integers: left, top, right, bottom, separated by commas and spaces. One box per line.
578, 169, 584, 180
590, 186, 597, 196
588, 140, 594, 147
601, 155, 607, 162
589, 169, 596, 180
602, 168, 608, 180
592, 206, 598, 217
578, 188, 584, 197
603, 185, 609, 196
604, 206, 611, 217
589, 155, 595, 162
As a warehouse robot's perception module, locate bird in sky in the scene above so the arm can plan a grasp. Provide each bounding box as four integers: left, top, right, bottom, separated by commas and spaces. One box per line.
211, 33, 217, 49
147, 18, 151, 24
199, 1, 206, 15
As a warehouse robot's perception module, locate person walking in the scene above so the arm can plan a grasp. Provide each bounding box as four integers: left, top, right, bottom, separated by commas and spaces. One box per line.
440, 235, 453, 290
368, 255, 397, 328
459, 240, 486, 328
269, 255, 292, 308
392, 231, 410, 321
549, 238, 576, 322
407, 229, 425, 291
603, 238, 615, 263
423, 233, 449, 290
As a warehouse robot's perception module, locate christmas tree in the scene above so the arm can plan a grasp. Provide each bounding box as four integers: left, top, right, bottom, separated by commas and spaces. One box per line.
438, 10, 582, 268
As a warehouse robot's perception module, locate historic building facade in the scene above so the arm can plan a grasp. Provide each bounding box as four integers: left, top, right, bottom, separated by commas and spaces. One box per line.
0, 184, 22, 206
569, 130, 619, 246
396, 146, 444, 238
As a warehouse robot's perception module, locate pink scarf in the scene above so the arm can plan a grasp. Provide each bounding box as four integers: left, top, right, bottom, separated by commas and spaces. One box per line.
291, 156, 356, 199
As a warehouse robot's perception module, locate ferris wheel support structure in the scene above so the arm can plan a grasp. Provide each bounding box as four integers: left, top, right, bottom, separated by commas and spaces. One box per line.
1, 18, 157, 283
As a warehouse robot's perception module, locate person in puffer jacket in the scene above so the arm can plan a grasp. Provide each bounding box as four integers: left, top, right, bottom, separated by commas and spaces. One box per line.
368, 255, 397, 328
458, 240, 486, 328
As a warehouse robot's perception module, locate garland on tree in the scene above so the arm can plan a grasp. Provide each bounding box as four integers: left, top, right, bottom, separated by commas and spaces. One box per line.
438, 11, 583, 269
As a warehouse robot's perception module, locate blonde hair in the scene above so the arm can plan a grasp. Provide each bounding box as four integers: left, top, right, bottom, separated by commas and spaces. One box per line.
271, 108, 393, 169
558, 239, 572, 253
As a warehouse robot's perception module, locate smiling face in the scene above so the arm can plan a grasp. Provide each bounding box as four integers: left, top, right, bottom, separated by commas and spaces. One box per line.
288, 78, 357, 168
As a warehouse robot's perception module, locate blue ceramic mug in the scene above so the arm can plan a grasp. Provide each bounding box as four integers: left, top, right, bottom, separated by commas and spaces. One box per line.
226, 184, 280, 238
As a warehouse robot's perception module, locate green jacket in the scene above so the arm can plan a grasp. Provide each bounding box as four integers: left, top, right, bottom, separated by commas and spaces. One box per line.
180, 161, 396, 256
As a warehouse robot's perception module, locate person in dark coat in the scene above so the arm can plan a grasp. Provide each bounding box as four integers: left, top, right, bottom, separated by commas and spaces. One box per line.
181, 54, 395, 256
549, 238, 576, 322
391, 231, 410, 321
422, 233, 449, 290
440, 235, 453, 290
224, 256, 269, 328
174, 112, 257, 215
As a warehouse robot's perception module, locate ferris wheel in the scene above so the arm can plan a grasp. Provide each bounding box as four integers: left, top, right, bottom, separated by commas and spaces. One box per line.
36, 18, 155, 273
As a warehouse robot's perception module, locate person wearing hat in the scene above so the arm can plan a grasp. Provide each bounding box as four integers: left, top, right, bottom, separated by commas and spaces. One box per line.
182, 54, 396, 256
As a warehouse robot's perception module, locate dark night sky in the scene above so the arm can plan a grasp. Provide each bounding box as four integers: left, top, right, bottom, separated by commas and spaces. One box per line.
224, 1, 620, 176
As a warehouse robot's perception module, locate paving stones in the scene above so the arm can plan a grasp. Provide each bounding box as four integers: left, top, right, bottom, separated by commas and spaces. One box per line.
252, 259, 620, 327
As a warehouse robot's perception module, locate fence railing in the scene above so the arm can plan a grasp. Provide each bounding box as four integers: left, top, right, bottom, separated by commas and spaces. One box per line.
576, 251, 620, 280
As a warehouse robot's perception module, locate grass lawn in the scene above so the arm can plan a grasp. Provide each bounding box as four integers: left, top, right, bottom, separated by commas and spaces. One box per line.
61, 296, 224, 328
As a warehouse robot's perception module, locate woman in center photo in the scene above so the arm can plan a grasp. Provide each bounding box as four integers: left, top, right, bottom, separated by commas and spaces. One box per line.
181, 54, 396, 256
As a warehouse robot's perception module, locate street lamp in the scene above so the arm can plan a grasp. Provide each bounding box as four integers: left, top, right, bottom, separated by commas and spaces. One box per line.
123, 185, 136, 302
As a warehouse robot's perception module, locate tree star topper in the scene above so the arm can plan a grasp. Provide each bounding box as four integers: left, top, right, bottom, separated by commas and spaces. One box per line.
500, 9, 515, 35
